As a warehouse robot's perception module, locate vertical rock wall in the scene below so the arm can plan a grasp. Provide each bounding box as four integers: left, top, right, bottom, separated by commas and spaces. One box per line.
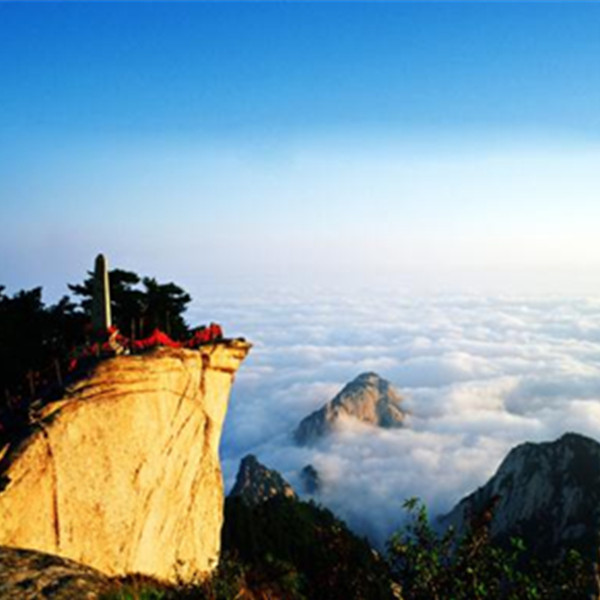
0, 341, 250, 583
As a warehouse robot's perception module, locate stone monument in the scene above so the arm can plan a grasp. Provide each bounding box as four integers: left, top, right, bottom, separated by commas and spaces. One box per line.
91, 254, 112, 332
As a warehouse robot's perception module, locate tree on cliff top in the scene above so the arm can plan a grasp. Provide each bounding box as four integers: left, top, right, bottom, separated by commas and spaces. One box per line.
0, 287, 86, 432
68, 269, 191, 339
1, 270, 192, 433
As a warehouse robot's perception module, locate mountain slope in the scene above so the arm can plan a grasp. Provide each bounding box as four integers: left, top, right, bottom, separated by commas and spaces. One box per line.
442, 432, 600, 563
223, 457, 394, 600
294, 372, 406, 445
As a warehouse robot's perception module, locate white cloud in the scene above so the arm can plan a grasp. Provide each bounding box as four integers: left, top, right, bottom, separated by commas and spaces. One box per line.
190, 289, 600, 546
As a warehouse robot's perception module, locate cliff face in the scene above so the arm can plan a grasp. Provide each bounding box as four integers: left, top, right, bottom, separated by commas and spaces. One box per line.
441, 433, 600, 562
294, 372, 406, 445
0, 341, 250, 583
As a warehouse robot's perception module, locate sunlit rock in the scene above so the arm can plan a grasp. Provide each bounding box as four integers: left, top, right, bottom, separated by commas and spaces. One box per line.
0, 342, 250, 583
294, 372, 406, 445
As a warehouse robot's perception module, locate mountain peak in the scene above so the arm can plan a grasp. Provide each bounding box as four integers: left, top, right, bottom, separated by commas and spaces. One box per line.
300, 464, 321, 495
229, 454, 297, 505
294, 372, 406, 445
355, 371, 381, 381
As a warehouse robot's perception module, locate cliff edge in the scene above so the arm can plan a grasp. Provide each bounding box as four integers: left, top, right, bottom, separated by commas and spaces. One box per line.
0, 341, 250, 583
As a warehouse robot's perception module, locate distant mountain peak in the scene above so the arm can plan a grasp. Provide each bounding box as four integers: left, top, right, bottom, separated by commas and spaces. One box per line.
300, 464, 321, 495
229, 454, 297, 505
294, 372, 406, 445
354, 371, 380, 381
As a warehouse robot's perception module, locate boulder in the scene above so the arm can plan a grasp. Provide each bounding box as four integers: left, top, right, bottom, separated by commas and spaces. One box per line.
0, 545, 112, 600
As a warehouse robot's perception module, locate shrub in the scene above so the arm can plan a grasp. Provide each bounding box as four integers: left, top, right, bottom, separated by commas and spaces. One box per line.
387, 497, 590, 600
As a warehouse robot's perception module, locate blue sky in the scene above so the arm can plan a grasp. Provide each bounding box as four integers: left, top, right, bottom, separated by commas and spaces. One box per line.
1, 1, 600, 298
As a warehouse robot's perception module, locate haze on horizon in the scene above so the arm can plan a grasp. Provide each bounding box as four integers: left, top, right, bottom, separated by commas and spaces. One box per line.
1, 2, 600, 298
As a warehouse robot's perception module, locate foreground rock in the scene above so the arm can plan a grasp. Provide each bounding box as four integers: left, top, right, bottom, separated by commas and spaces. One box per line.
0, 546, 112, 600
0, 342, 250, 583
442, 432, 600, 563
294, 372, 406, 445
230, 454, 297, 505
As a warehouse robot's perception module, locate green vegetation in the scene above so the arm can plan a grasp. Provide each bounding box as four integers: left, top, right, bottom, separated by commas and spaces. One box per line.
101, 496, 591, 600
102, 558, 306, 600
387, 498, 590, 600
0, 286, 86, 437
102, 497, 392, 600
68, 269, 191, 339
221, 495, 393, 599
0, 286, 86, 392
0, 271, 192, 438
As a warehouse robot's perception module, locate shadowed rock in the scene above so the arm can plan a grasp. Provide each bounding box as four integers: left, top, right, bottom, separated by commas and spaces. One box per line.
230, 454, 297, 505
300, 464, 321, 495
441, 432, 600, 563
0, 545, 112, 600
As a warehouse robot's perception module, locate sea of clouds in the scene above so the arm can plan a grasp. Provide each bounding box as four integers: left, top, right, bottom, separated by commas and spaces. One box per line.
189, 287, 600, 546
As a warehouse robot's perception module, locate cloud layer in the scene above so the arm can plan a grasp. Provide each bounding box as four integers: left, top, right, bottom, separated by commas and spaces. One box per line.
190, 289, 600, 546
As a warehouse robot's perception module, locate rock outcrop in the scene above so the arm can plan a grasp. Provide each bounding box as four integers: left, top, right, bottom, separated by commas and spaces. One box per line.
0, 341, 250, 583
0, 545, 113, 600
441, 432, 600, 562
294, 372, 406, 445
230, 454, 296, 505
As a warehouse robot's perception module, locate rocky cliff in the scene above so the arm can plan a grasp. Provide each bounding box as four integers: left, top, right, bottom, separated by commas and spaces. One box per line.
294, 372, 406, 445
441, 432, 600, 562
0, 341, 250, 583
229, 454, 296, 505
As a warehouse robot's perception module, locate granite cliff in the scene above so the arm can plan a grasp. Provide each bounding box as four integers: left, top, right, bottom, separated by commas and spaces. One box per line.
0, 341, 250, 583
294, 372, 406, 445
442, 432, 600, 563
